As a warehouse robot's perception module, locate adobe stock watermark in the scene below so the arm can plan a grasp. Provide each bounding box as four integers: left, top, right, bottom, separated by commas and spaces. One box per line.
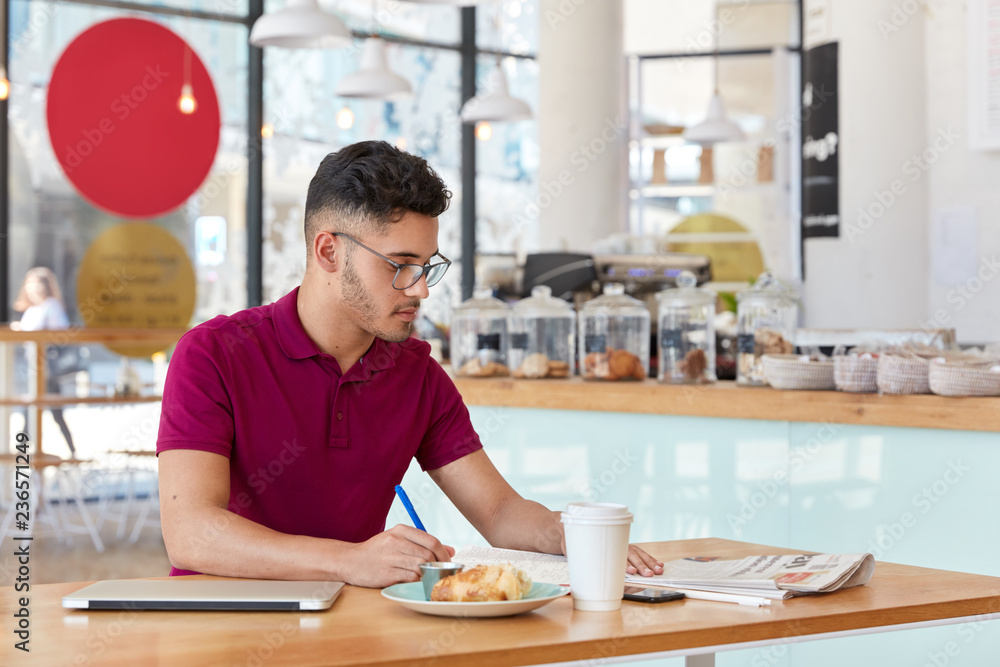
716, 83, 835, 200
843, 126, 960, 244
919, 254, 1000, 333
184, 438, 306, 555
62, 66, 172, 174
878, 0, 927, 39
577, 604, 661, 666
544, 0, 590, 30
672, 0, 754, 73
71, 603, 140, 666
918, 614, 994, 667
196, 102, 295, 209
9, 2, 57, 58
865, 459, 969, 561
508, 114, 628, 233
232, 621, 297, 667
387, 407, 512, 521
726, 421, 839, 538
579, 448, 639, 501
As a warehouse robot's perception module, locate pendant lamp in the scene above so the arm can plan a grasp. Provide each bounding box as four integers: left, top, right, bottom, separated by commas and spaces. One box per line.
683, 1, 745, 146
335, 37, 412, 99
684, 93, 745, 145
460, 59, 532, 123
249, 0, 352, 49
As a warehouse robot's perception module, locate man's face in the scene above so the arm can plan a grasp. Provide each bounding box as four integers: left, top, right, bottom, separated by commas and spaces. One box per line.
338, 211, 440, 343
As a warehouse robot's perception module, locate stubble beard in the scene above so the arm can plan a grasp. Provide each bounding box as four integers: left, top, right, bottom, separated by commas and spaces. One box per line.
341, 260, 414, 343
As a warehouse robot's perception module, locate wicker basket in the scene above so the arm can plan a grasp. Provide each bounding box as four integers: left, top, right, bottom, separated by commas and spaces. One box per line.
834, 355, 879, 393
928, 359, 1000, 397
762, 354, 835, 390
876, 353, 931, 395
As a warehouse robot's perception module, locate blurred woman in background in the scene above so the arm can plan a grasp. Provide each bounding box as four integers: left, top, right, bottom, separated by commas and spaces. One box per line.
12, 267, 75, 456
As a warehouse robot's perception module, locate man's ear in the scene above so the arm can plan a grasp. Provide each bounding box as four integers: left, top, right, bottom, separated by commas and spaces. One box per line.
313, 231, 338, 273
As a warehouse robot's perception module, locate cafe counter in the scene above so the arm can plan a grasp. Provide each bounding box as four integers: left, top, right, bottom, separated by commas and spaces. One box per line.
391, 374, 1000, 666
452, 376, 1000, 433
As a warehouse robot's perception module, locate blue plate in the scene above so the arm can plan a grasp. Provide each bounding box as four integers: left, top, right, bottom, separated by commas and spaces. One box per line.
381, 582, 570, 617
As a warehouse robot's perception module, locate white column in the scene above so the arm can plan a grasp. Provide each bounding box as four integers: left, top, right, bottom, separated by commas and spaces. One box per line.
801, 0, 928, 329
537, 0, 627, 252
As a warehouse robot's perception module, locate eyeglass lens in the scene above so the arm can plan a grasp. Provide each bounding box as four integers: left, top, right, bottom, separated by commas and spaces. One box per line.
393, 262, 448, 290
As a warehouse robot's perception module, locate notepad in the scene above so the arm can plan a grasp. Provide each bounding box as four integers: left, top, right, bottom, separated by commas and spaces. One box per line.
62, 579, 345, 611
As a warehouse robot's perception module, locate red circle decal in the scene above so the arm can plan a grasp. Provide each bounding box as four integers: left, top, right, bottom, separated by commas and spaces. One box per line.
47, 18, 221, 218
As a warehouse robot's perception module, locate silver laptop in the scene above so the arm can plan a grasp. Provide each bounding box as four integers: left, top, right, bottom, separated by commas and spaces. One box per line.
63, 579, 345, 611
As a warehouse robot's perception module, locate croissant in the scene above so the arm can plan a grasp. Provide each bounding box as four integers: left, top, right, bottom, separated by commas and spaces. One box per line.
430, 564, 532, 602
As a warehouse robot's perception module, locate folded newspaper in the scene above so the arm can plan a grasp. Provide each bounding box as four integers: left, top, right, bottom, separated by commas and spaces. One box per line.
625, 553, 877, 600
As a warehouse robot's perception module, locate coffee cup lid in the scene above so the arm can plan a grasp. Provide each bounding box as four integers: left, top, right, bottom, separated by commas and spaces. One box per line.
564, 502, 629, 517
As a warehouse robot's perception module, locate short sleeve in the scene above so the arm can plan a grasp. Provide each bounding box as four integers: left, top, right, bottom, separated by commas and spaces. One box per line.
45, 299, 69, 329
415, 358, 482, 471
156, 326, 236, 458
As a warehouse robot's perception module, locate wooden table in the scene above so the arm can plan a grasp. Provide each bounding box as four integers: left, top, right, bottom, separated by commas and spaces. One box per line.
5, 538, 1000, 666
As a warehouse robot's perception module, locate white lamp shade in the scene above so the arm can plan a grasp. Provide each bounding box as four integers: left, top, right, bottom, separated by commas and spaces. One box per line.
684, 94, 746, 145
249, 0, 352, 49
335, 38, 412, 99
460, 66, 532, 123
398, 0, 483, 5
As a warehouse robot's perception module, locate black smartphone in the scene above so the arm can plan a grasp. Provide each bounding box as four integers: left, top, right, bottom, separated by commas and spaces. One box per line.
622, 587, 685, 603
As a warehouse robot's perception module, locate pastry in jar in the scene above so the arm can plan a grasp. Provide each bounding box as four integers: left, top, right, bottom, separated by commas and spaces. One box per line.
513, 352, 550, 379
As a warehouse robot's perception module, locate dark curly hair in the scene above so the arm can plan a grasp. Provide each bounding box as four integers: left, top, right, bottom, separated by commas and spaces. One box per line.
304, 141, 452, 260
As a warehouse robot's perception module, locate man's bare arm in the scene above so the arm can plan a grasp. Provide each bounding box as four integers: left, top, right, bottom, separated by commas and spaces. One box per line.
428, 449, 664, 576
158, 449, 453, 586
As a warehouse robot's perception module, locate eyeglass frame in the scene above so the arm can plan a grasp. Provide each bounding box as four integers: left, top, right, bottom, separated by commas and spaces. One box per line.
331, 232, 452, 290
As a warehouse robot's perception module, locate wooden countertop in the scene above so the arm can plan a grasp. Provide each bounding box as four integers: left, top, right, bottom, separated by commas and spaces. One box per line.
12, 538, 1000, 667
0, 327, 187, 344
452, 376, 1000, 433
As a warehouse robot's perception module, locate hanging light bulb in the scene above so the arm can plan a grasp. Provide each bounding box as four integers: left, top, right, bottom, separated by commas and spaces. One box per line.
178, 83, 197, 114
178, 47, 197, 114
261, 123, 274, 139
475, 121, 492, 141
0, 5, 7, 102
683, 1, 744, 146
394, 136, 407, 151
336, 106, 354, 129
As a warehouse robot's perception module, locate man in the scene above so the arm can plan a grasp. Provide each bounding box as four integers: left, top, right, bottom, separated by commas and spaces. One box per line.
157, 141, 662, 587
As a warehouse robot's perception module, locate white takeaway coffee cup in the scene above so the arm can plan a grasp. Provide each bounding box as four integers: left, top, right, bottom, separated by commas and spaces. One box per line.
560, 502, 633, 611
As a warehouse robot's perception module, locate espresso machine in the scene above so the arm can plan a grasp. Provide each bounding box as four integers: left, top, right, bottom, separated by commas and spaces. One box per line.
476, 251, 712, 305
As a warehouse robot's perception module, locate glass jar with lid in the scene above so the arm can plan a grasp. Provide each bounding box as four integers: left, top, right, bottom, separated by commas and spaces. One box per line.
451, 288, 510, 377
509, 285, 575, 379
578, 283, 650, 381
735, 271, 798, 386
655, 271, 717, 384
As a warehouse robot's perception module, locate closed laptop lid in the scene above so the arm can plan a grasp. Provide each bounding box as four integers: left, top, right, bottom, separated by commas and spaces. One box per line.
62, 579, 345, 611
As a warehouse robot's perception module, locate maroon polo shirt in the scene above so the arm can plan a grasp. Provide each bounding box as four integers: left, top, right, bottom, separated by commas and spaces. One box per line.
157, 287, 482, 576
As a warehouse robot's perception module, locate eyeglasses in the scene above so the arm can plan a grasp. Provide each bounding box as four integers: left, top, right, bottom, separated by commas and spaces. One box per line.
332, 233, 452, 290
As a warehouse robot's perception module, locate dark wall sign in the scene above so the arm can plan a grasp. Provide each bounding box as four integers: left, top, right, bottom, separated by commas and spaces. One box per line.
802, 41, 840, 239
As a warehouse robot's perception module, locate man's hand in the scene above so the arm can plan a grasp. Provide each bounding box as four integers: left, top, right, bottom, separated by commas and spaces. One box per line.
341, 525, 455, 588
626, 544, 664, 577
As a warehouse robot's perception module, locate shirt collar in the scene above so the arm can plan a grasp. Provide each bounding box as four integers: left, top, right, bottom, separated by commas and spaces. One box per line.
274, 287, 320, 361
359, 337, 398, 377
274, 287, 400, 376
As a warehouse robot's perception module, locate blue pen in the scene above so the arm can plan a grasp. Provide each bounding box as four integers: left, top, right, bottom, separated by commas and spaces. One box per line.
394, 484, 426, 532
